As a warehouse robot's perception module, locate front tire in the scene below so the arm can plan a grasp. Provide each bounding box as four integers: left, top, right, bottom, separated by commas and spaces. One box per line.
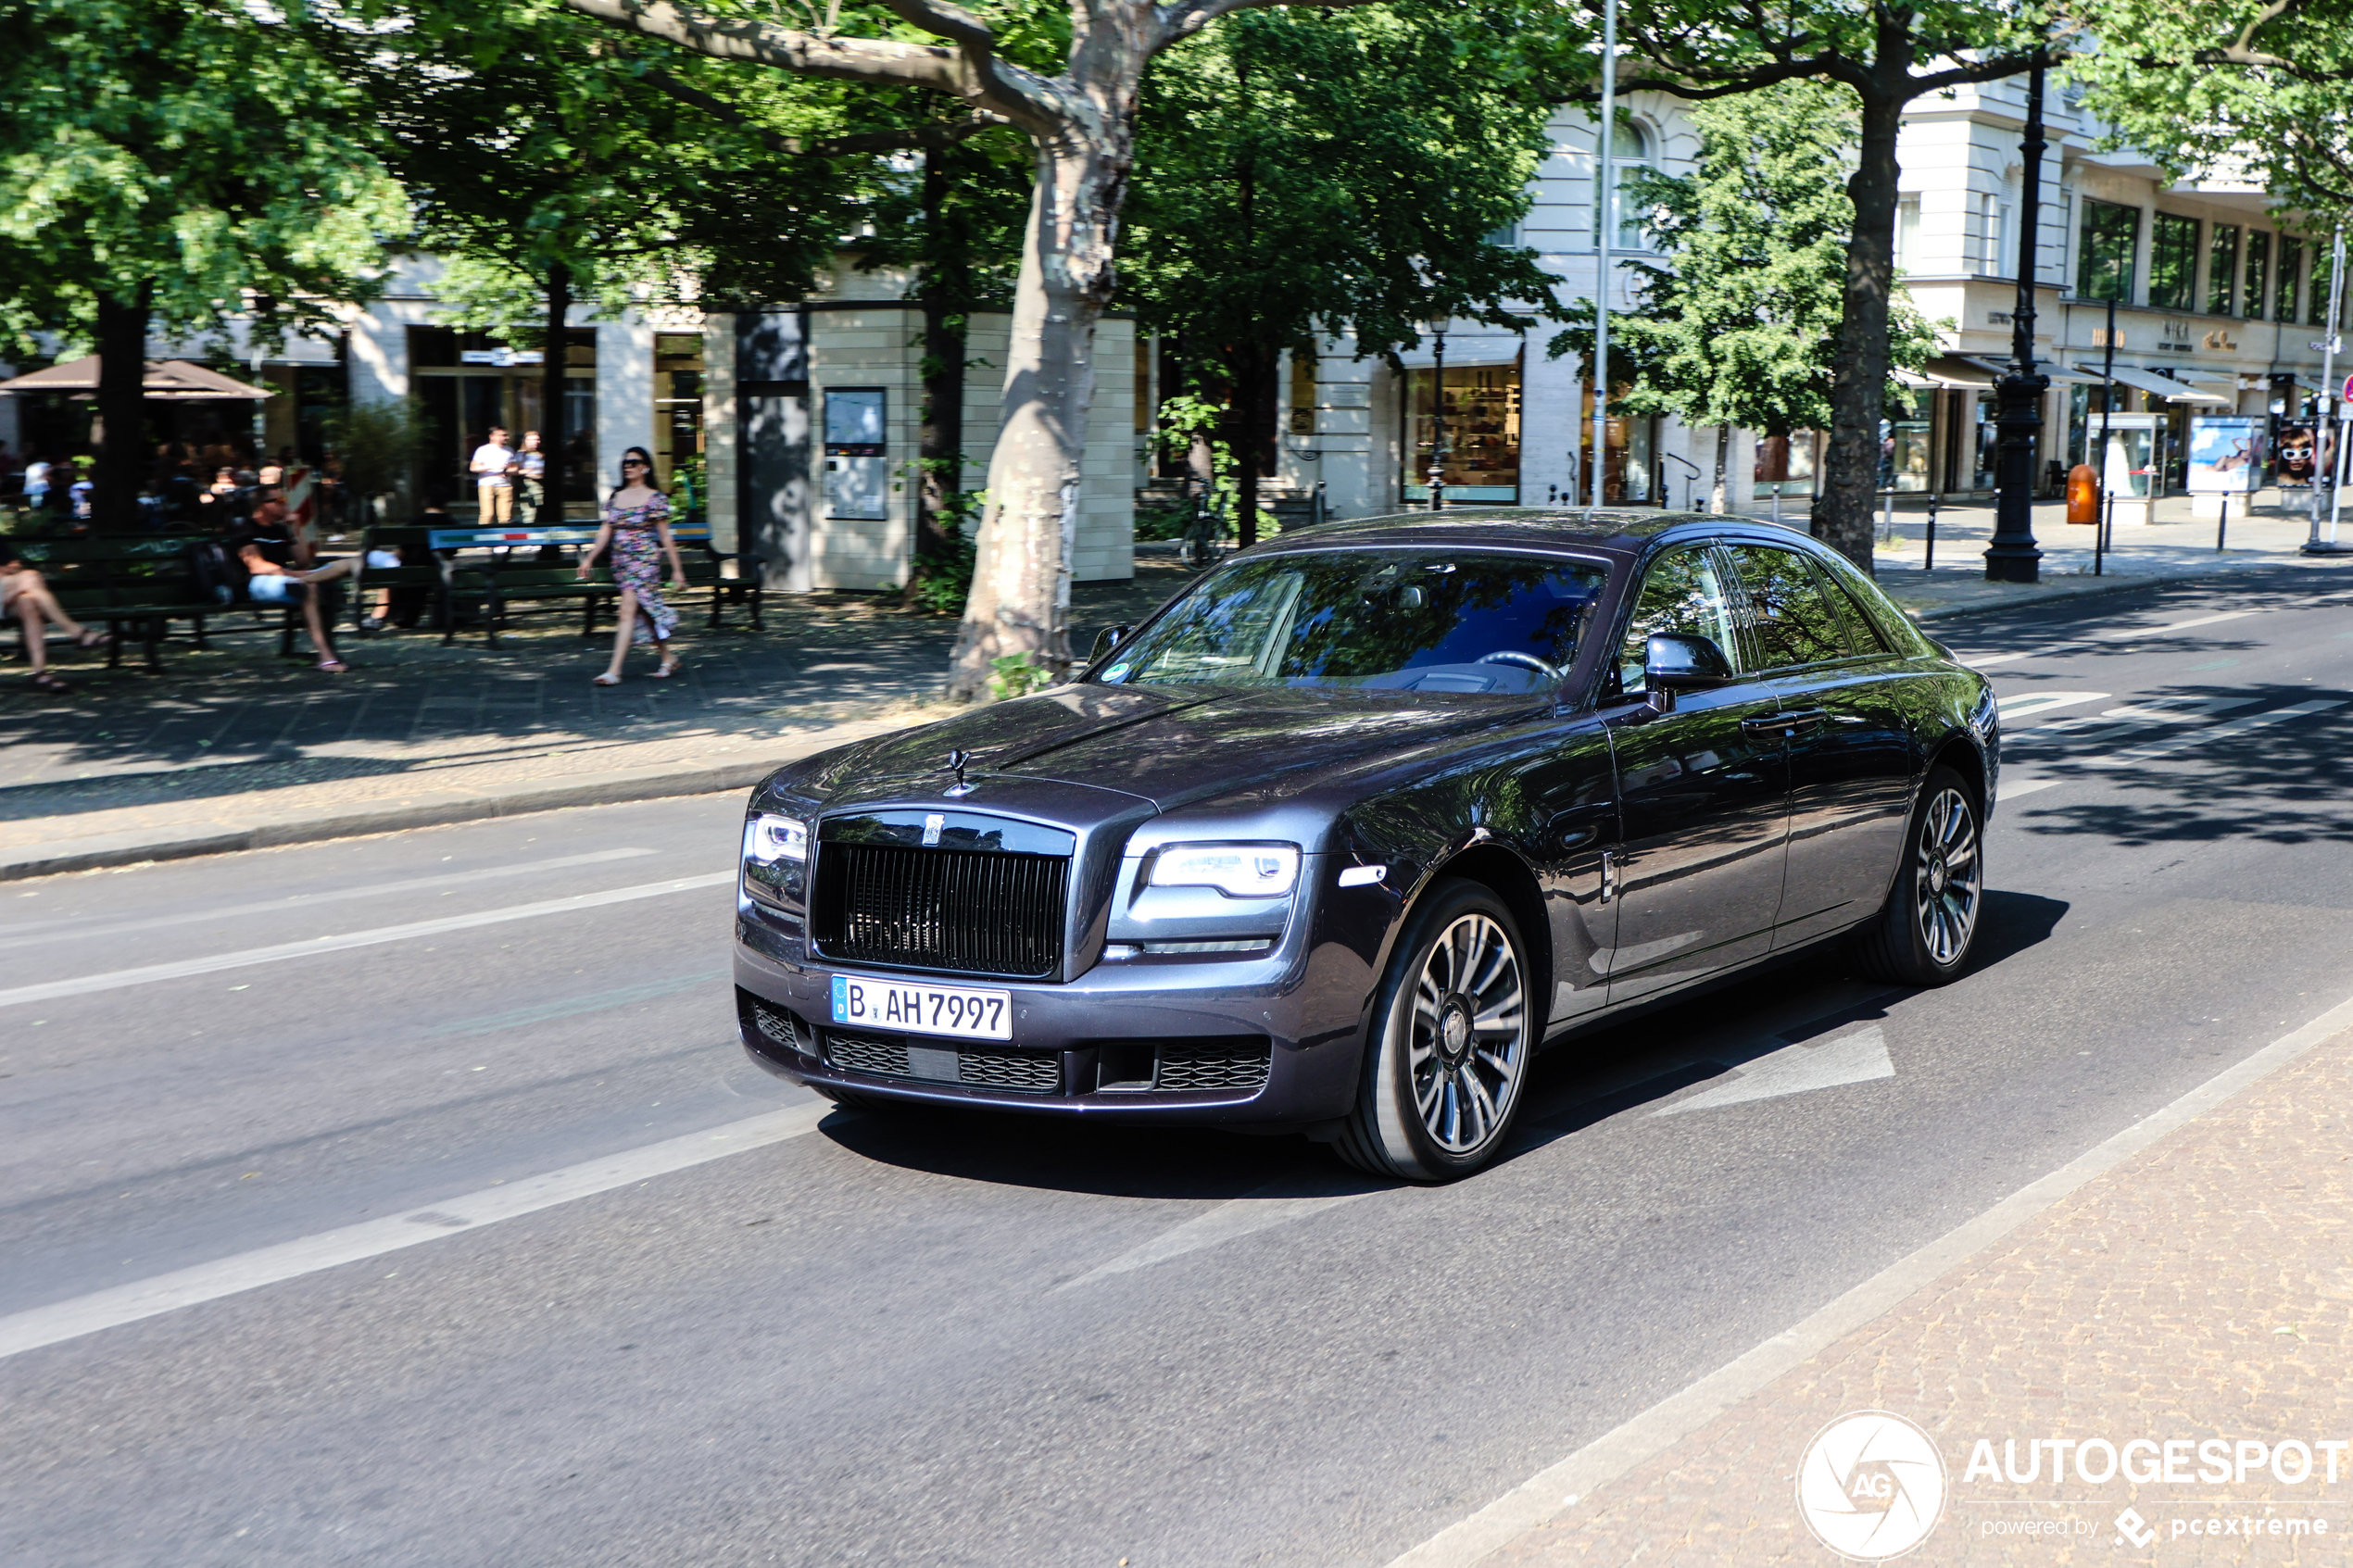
1336, 879, 1535, 1182
1851, 765, 1983, 986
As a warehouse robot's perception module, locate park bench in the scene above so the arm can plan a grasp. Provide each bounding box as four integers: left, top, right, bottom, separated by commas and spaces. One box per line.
422, 522, 763, 647
0, 533, 338, 670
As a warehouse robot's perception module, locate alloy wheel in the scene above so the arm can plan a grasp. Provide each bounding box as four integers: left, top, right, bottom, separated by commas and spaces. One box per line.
1406, 912, 1528, 1154
1913, 786, 1982, 967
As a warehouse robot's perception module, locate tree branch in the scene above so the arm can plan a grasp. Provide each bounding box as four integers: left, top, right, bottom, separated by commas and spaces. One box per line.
1155, 0, 1379, 50
560, 0, 1056, 129
636, 63, 1009, 157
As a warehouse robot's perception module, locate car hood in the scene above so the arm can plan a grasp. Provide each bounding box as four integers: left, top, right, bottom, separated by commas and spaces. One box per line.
795, 683, 1546, 812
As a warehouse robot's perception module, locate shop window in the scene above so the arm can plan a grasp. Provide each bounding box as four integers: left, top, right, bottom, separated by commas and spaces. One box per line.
2078, 199, 2138, 302
1882, 395, 1931, 492
1403, 364, 1520, 504
654, 331, 704, 501
2208, 224, 2240, 315
2148, 212, 2198, 311
1753, 430, 1819, 500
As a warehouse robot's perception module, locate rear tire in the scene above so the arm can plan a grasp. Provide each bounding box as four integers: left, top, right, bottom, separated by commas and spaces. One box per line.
1851, 764, 1983, 987
1335, 879, 1535, 1183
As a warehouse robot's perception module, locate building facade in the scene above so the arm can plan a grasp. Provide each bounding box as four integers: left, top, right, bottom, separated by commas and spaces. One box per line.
1273, 75, 2334, 523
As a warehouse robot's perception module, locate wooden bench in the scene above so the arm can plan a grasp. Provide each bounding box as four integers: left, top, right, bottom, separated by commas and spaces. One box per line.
2, 533, 370, 669
423, 523, 762, 647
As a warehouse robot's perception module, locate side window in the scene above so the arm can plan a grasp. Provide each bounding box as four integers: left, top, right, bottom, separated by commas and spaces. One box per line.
1806, 558, 1888, 655
1813, 546, 1929, 656
1726, 544, 1852, 670
1617, 547, 1740, 696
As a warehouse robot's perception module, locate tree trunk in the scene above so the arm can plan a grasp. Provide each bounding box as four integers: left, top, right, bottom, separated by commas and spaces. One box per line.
1712, 423, 1730, 514
94, 281, 153, 533
541, 260, 572, 525
947, 135, 1125, 701
1814, 68, 1907, 576
906, 142, 969, 607
1232, 340, 1264, 548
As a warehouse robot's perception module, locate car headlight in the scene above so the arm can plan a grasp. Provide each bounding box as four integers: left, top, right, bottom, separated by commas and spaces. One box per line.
1148, 843, 1301, 897
744, 813, 808, 863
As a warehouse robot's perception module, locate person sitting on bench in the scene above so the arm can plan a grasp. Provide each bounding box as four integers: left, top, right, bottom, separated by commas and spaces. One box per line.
0, 540, 112, 692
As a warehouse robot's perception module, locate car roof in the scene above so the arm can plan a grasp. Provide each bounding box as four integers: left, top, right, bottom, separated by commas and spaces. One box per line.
1242, 508, 1823, 563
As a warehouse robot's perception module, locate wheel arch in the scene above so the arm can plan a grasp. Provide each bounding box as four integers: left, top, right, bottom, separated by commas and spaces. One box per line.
1409, 843, 1554, 1035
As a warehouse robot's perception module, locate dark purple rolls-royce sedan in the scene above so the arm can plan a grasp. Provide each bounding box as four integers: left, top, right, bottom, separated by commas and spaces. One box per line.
733, 509, 1998, 1180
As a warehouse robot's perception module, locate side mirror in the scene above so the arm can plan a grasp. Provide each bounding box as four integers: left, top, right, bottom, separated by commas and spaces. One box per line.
1088, 624, 1132, 666
1643, 632, 1734, 711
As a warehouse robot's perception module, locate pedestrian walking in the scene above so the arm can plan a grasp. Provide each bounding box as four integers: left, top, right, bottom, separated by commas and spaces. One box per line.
0, 539, 112, 692
578, 450, 685, 684
470, 425, 517, 526
514, 430, 547, 521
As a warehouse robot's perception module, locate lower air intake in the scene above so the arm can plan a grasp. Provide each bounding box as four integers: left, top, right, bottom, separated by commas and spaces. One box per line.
824, 1031, 1062, 1095
1153, 1036, 1274, 1092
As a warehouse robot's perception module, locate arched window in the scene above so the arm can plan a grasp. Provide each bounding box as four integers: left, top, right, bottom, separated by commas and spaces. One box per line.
1596, 120, 1655, 252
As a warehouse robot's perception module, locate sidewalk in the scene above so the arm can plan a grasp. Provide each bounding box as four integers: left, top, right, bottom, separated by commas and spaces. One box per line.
1440, 1009, 2353, 1566
2, 520, 2347, 882
0, 563, 1194, 879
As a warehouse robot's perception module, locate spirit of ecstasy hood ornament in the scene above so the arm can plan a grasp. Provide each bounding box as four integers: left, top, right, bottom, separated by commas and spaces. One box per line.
943, 749, 975, 798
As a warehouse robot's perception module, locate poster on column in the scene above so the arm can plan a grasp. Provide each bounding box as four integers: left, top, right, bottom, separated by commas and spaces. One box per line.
2185, 416, 2265, 492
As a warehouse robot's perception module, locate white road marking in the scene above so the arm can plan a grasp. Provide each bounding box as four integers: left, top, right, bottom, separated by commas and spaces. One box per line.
2082, 697, 2344, 769
1994, 690, 2109, 721
0, 1101, 830, 1361
1058, 1177, 1380, 1290
1384, 988, 2353, 1568
1651, 1025, 1894, 1116
1963, 608, 2260, 668
2000, 776, 2063, 800
0, 848, 662, 952
0, 872, 736, 1010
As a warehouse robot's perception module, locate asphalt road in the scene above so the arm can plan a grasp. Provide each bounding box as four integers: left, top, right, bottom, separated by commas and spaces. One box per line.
5, 563, 2351, 1568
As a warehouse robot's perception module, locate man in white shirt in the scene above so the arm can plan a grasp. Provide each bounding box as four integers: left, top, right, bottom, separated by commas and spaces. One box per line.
470, 426, 517, 526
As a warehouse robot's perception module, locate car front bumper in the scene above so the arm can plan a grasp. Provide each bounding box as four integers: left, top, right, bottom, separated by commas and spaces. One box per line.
731, 907, 1381, 1127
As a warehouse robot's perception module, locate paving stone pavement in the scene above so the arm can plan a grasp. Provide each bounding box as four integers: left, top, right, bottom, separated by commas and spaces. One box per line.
1482, 1023, 2353, 1567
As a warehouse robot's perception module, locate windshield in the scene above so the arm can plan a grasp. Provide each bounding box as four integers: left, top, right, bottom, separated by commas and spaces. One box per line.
1098, 550, 1608, 695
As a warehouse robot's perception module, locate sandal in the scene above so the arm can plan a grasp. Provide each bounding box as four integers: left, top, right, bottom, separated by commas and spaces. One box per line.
651, 661, 679, 679
30, 672, 69, 693
592, 672, 622, 686
75, 630, 114, 650
317, 659, 347, 673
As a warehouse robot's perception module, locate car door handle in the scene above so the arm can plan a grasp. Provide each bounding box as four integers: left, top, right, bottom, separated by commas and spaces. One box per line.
1740, 711, 1828, 735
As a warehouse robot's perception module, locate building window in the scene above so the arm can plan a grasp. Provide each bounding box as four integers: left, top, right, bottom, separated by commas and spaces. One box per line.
2245, 231, 2271, 319
2148, 212, 2198, 311
2078, 199, 2138, 301
1595, 121, 1654, 252
1404, 363, 1521, 504
2276, 235, 2303, 321
2208, 223, 2240, 315
653, 331, 704, 508
2309, 243, 2338, 327
1893, 196, 1921, 275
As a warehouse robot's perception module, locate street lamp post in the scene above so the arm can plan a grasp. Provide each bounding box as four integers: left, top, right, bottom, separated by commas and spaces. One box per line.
1591, 0, 1617, 512
1984, 50, 2049, 583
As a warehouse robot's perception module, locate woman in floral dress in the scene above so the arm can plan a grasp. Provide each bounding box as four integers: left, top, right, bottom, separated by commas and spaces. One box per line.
579, 451, 688, 684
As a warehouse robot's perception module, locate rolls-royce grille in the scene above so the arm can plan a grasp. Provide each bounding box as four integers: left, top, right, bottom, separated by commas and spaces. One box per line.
1154, 1037, 1274, 1092
824, 1030, 1062, 1095
812, 844, 1068, 978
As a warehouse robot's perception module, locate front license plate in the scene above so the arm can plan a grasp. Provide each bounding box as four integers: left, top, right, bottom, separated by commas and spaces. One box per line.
830, 973, 1012, 1041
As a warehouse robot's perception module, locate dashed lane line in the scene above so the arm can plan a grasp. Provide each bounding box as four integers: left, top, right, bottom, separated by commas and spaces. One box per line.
0, 872, 736, 1010
0, 1101, 829, 1361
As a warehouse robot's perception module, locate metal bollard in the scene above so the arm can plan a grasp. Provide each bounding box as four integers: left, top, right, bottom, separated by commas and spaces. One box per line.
2217, 495, 2229, 553
2095, 491, 2108, 576
1923, 495, 1938, 571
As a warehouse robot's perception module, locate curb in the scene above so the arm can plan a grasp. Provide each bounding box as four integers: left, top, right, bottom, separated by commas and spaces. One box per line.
0, 755, 792, 883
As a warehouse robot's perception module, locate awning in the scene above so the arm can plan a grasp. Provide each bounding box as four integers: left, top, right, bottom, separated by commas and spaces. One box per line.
1918, 355, 1995, 387
0, 355, 274, 400
2075, 362, 2233, 405
1958, 356, 2103, 386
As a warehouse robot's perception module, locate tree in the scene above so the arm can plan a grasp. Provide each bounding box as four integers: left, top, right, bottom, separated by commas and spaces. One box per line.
321, 5, 875, 524
1124, 0, 1563, 545
1558, 0, 2042, 574
2069, 1, 2353, 217
560, 0, 1378, 699
1548, 82, 1936, 513
0, 0, 403, 530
